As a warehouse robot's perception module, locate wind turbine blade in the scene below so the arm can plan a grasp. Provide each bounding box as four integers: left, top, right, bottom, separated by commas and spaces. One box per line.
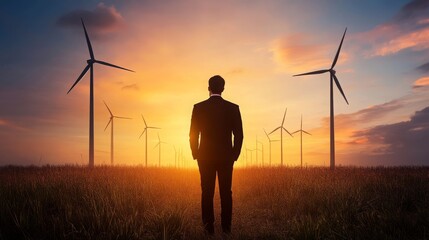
141, 115, 147, 127
94, 60, 134, 72
67, 64, 90, 94
157, 133, 160, 141
103, 101, 113, 116
282, 108, 287, 126
263, 129, 270, 139
114, 116, 132, 119
104, 118, 112, 131
153, 143, 160, 149
269, 126, 281, 135
139, 129, 146, 139
293, 69, 330, 77
303, 130, 312, 135
291, 130, 300, 135
331, 27, 347, 69
81, 18, 94, 60
148, 127, 161, 129
332, 74, 349, 105
282, 127, 294, 137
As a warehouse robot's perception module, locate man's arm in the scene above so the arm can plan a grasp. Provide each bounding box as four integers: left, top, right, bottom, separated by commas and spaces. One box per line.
232, 106, 243, 161
189, 105, 200, 160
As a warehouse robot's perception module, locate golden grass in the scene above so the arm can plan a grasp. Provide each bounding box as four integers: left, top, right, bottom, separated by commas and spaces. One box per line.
0, 166, 428, 239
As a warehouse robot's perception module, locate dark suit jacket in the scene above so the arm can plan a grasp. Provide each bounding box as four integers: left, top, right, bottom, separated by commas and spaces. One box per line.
189, 96, 243, 162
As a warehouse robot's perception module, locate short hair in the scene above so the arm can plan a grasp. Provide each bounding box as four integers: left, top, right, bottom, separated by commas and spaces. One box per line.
208, 75, 225, 94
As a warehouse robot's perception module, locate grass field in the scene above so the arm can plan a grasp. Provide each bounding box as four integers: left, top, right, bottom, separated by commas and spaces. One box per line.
0, 166, 428, 239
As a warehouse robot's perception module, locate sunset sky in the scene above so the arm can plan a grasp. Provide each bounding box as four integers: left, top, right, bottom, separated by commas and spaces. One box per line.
1, 0, 428, 167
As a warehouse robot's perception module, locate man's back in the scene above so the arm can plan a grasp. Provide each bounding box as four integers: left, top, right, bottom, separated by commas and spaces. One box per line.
190, 96, 243, 163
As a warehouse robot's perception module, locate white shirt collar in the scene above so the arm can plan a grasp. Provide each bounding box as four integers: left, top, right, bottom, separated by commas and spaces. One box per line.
210, 94, 222, 97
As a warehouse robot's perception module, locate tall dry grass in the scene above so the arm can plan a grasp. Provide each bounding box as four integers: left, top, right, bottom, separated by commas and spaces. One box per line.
0, 166, 428, 239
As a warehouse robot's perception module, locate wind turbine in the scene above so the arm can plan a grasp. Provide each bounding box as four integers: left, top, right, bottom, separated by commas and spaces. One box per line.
291, 115, 311, 169
139, 114, 160, 167
269, 108, 293, 166
254, 137, 259, 165
153, 133, 167, 167
256, 136, 264, 167
173, 145, 177, 168
264, 129, 279, 166
293, 28, 349, 170
67, 18, 134, 168
245, 147, 253, 167
103, 101, 131, 166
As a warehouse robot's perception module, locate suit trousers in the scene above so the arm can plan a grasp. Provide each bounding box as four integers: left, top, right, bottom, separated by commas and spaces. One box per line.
197, 159, 234, 232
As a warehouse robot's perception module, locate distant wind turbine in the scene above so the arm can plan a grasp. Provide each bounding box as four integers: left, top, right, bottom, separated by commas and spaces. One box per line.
153, 133, 167, 167
293, 28, 349, 170
173, 145, 177, 168
103, 101, 131, 166
269, 108, 293, 166
264, 129, 279, 166
291, 115, 311, 169
256, 136, 264, 167
254, 137, 259, 165
139, 115, 160, 167
67, 18, 134, 168
245, 147, 253, 167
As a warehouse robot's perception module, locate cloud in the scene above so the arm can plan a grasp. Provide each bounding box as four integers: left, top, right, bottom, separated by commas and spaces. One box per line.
319, 99, 403, 133
357, 0, 429, 57
393, 0, 429, 22
57, 3, 124, 36
350, 106, 429, 165
413, 77, 429, 88
416, 62, 429, 72
372, 28, 429, 56
271, 34, 347, 73
225, 68, 245, 75
121, 83, 139, 91
0, 118, 29, 132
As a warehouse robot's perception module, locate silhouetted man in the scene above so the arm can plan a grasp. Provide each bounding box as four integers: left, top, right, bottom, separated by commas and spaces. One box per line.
189, 75, 243, 235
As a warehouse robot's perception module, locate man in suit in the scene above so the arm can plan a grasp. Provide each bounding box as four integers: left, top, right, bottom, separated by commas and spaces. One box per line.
189, 75, 243, 235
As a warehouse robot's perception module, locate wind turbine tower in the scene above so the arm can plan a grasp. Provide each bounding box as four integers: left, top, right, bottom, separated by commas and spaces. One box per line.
291, 115, 311, 168
139, 115, 160, 167
264, 129, 279, 166
103, 101, 131, 165
293, 28, 349, 170
269, 108, 293, 166
154, 133, 167, 167
257, 138, 264, 167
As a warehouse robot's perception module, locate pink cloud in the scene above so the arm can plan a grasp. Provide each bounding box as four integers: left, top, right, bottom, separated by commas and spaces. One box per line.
271, 34, 349, 73
372, 28, 429, 56
413, 77, 429, 88
356, 0, 429, 58
0, 118, 29, 132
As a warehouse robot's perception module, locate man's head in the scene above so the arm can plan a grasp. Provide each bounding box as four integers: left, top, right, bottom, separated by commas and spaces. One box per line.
208, 75, 225, 94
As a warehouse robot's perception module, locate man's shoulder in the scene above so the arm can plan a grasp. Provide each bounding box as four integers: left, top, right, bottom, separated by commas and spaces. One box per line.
194, 99, 210, 108
194, 98, 239, 109
222, 99, 239, 108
